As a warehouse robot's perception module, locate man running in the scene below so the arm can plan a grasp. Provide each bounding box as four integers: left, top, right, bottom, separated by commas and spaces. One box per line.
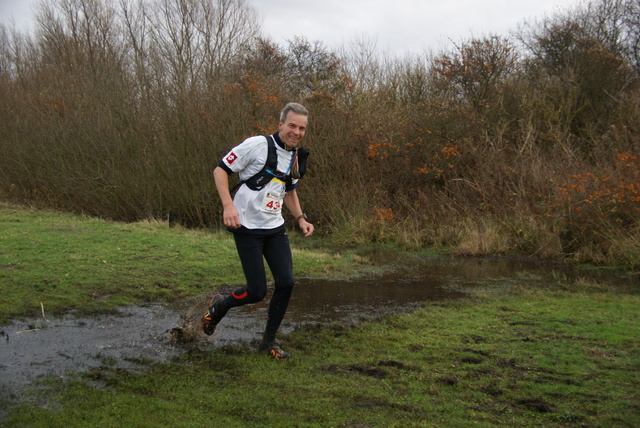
202, 102, 314, 360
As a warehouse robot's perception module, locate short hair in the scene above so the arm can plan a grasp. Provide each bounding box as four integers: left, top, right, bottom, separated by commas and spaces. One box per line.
280, 102, 309, 122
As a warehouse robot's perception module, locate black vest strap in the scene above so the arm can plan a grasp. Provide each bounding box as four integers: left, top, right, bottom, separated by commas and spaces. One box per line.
230, 136, 280, 193
230, 135, 309, 194
244, 135, 278, 190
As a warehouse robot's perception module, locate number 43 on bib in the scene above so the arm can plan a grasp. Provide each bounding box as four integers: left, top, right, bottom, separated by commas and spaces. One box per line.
260, 190, 285, 214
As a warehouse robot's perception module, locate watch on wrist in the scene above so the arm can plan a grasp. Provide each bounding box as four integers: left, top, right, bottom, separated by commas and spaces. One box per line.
296, 214, 307, 222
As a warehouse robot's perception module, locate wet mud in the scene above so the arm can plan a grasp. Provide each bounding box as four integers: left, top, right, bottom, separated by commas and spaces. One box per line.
0, 256, 632, 398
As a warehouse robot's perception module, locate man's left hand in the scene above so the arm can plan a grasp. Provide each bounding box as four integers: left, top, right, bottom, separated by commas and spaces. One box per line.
299, 220, 314, 237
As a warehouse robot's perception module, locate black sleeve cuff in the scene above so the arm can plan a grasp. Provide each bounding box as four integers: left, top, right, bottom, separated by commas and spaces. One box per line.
218, 162, 234, 175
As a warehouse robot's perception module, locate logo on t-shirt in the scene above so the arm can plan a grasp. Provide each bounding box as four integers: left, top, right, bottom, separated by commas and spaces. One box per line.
225, 152, 238, 164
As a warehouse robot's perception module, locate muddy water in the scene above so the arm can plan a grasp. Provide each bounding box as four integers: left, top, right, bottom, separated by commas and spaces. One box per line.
0, 256, 632, 396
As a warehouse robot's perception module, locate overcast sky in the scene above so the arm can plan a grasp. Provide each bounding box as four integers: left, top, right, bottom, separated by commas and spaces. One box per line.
1, 0, 585, 55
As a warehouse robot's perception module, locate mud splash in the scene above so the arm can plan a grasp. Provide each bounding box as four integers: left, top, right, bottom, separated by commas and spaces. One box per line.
0, 256, 632, 397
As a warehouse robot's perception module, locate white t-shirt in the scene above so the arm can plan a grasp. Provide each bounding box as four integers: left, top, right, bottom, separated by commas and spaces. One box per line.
221, 135, 299, 230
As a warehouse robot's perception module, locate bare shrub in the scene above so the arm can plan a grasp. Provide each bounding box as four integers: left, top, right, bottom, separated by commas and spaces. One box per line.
1, 0, 639, 267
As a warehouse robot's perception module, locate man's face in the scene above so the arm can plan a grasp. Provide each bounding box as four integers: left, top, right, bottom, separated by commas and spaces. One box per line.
278, 112, 308, 149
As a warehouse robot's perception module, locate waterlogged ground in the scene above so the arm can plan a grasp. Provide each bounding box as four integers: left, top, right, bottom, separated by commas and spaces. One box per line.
0, 256, 630, 396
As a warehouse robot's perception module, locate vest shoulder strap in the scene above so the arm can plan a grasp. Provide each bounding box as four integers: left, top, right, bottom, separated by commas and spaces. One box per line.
230, 136, 277, 193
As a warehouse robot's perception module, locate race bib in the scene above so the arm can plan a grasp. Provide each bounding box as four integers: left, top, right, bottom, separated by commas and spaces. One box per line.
260, 190, 285, 214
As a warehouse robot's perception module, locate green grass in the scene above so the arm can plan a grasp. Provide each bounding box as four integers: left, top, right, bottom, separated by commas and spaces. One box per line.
0, 203, 379, 324
5, 285, 638, 427
1, 204, 639, 427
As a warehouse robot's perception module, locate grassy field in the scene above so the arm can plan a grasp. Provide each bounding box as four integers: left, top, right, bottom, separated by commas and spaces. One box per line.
1, 204, 639, 427
0, 203, 382, 325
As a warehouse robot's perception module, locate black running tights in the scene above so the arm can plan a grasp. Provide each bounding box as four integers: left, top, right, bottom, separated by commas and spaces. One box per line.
220, 228, 294, 345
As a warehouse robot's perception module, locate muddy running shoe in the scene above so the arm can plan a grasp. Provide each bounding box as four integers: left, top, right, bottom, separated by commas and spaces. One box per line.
201, 294, 223, 335
260, 343, 291, 360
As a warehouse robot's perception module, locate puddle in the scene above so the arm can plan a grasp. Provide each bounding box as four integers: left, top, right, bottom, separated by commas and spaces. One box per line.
0, 256, 634, 399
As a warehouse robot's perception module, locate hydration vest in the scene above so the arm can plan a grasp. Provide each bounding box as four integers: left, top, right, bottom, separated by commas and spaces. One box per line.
231, 135, 309, 193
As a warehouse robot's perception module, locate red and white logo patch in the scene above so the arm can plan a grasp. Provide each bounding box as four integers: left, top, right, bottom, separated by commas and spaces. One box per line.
225, 152, 238, 164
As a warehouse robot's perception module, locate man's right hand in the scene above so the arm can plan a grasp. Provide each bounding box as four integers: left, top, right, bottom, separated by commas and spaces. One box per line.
214, 167, 241, 229
223, 205, 241, 229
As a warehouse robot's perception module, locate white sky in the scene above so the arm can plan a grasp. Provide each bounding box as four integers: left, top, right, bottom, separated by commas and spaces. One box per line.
1, 0, 585, 55
248, 0, 584, 55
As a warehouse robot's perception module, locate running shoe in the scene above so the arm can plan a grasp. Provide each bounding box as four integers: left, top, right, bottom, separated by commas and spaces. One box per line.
201, 294, 223, 335
260, 343, 291, 360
